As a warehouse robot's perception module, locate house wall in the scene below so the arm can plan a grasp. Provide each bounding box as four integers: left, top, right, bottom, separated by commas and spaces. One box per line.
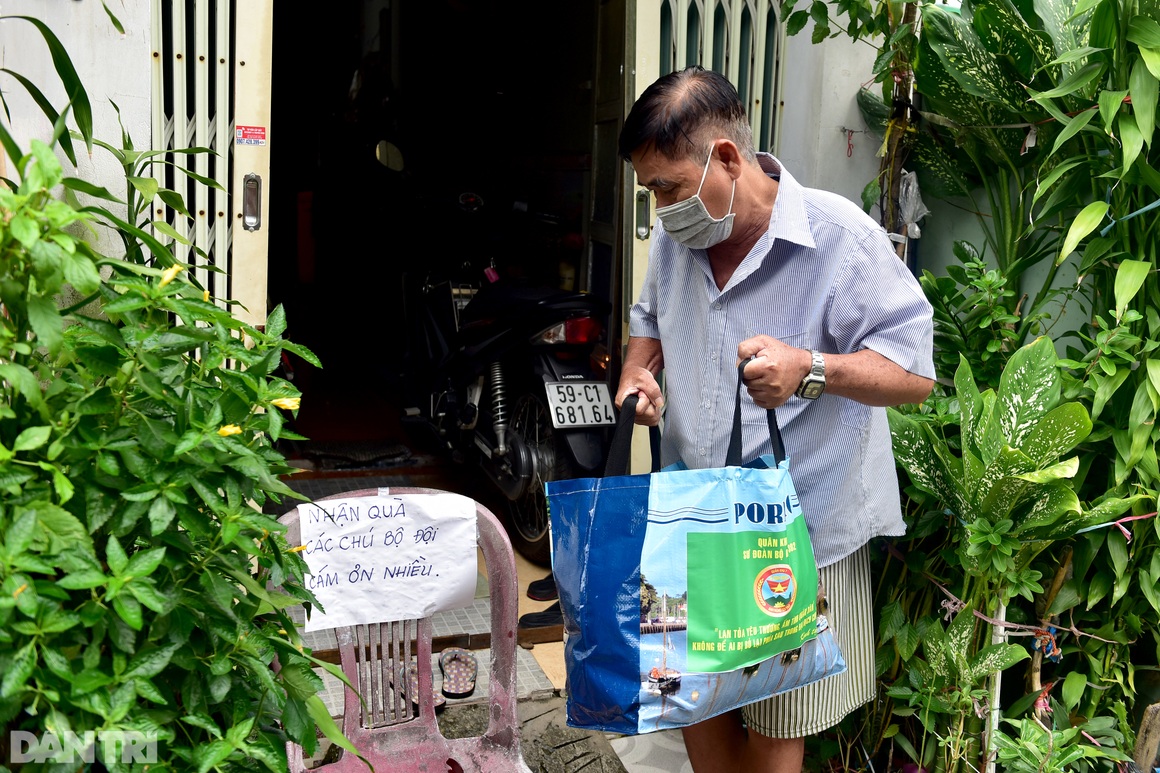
1, 0, 152, 255
774, 33, 882, 217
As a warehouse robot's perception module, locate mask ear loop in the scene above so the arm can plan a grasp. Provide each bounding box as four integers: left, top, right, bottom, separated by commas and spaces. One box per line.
699, 144, 736, 220
694, 145, 715, 195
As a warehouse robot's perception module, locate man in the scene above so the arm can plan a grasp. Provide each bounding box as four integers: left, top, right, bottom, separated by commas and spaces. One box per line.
616, 67, 934, 773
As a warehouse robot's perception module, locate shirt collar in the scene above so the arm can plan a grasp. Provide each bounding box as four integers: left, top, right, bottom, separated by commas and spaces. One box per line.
756, 153, 816, 250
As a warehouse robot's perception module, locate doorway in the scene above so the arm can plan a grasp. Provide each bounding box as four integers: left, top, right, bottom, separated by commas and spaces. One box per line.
267, 0, 601, 447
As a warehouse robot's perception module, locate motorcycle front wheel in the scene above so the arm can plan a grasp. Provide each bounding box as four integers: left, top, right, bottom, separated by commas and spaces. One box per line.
504, 389, 576, 566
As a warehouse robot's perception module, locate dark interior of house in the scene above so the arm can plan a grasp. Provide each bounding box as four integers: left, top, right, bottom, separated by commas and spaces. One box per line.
267, 0, 599, 453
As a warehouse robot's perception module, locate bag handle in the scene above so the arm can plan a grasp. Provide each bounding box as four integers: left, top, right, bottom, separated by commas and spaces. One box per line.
604, 393, 662, 477
729, 357, 786, 467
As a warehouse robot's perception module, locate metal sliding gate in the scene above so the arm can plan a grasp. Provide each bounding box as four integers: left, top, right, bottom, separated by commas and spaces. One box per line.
150, 0, 272, 327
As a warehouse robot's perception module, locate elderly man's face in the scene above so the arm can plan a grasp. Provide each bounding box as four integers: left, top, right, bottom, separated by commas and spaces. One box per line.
630, 142, 733, 218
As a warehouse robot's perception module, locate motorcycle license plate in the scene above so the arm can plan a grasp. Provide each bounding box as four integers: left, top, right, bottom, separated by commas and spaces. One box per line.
545, 382, 617, 428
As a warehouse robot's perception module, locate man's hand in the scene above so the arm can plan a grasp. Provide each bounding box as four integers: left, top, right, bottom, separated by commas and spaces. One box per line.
738, 335, 810, 409
616, 366, 665, 426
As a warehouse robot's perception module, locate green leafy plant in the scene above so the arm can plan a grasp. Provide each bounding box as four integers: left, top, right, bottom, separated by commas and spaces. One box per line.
879, 338, 1144, 772
0, 16, 350, 772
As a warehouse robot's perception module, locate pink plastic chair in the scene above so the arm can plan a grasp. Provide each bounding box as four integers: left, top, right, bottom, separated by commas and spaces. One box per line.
279, 487, 531, 772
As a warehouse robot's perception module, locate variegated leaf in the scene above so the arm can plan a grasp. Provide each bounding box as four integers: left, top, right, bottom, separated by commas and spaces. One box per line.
923, 5, 1027, 113
968, 642, 1031, 682
1013, 479, 1082, 533
1033, 0, 1092, 74
914, 24, 1028, 166
922, 619, 952, 678
972, 0, 1057, 79
977, 390, 1005, 466
1018, 401, 1092, 466
946, 604, 977, 679
912, 129, 979, 199
927, 423, 971, 517
975, 446, 1038, 519
996, 337, 1061, 446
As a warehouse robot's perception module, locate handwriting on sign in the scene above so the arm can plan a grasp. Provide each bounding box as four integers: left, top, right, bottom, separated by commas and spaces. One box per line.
297, 493, 477, 629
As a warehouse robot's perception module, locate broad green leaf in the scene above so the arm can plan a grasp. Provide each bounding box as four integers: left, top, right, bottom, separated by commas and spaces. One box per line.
37, 504, 92, 552
112, 593, 143, 630
62, 176, 122, 202
1062, 670, 1087, 709
266, 304, 288, 338
897, 621, 923, 662
1057, 200, 1109, 264
1107, 527, 1128, 577
1115, 259, 1151, 319
152, 220, 192, 246
1128, 15, 1160, 48
107, 535, 128, 574
195, 740, 233, 773
1137, 43, 1160, 80
123, 641, 182, 679
1038, 46, 1105, 74
1032, 61, 1103, 100
955, 354, 982, 452
971, 0, 1056, 80
1091, 366, 1131, 419
1130, 58, 1158, 146
888, 410, 945, 502
1119, 112, 1145, 174
1033, 158, 1085, 205
1099, 89, 1128, 132
1049, 107, 1097, 157
124, 546, 166, 577
27, 295, 63, 355
127, 175, 158, 202
13, 426, 51, 452
0, 642, 36, 698
148, 496, 177, 534
968, 642, 1030, 682
1013, 456, 1079, 484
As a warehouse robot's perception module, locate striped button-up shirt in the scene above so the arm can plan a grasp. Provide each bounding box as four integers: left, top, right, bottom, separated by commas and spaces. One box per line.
629, 154, 935, 567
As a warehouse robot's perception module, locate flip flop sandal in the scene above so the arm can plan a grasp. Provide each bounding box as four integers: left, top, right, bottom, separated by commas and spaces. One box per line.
439, 647, 478, 699
394, 661, 445, 713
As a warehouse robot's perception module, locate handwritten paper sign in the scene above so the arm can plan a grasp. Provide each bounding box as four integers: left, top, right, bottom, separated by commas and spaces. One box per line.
297, 490, 477, 631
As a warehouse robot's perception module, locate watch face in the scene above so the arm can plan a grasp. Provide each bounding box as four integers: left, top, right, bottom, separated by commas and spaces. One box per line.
801, 380, 825, 400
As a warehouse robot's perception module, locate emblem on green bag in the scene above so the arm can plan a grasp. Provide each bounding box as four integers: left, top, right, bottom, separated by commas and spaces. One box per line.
754, 565, 796, 618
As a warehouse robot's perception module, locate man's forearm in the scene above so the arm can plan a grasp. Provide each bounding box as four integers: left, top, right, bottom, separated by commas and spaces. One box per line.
624, 336, 664, 378
825, 349, 933, 407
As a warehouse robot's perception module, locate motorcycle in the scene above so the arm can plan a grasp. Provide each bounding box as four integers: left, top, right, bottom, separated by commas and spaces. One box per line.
401, 201, 614, 564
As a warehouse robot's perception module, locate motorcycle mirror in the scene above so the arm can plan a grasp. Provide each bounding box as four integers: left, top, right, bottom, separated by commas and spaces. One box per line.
375, 140, 405, 172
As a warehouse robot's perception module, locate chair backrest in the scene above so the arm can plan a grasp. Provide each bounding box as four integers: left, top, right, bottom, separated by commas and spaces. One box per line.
279, 487, 529, 772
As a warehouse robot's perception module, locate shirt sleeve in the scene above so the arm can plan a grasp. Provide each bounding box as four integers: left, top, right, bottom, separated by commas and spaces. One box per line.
628, 242, 662, 340
826, 228, 935, 379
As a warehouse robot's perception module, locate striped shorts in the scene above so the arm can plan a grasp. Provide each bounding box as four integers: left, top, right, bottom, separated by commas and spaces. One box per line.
741, 544, 876, 738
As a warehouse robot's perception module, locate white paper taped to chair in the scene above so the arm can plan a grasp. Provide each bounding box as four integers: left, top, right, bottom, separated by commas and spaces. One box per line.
296, 490, 478, 630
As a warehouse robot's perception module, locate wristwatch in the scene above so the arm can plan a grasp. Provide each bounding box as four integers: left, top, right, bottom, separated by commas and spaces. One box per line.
795, 350, 826, 400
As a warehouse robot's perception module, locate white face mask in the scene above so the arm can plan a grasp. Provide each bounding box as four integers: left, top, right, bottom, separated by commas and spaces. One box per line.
655, 146, 736, 249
